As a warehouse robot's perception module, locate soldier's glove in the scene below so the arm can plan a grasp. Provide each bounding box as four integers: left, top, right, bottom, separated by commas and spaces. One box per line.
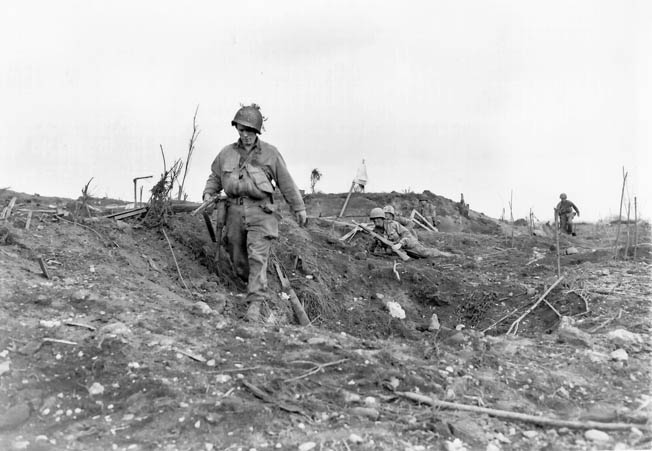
391, 243, 403, 251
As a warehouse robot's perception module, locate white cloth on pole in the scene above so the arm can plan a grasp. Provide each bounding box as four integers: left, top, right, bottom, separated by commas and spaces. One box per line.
353, 159, 368, 186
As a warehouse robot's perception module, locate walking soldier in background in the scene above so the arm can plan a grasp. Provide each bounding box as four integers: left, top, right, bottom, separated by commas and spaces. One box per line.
555, 193, 580, 236
203, 104, 307, 321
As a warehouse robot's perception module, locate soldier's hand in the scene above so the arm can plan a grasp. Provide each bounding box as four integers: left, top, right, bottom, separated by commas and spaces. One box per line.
203, 193, 213, 202
391, 243, 402, 251
296, 210, 307, 227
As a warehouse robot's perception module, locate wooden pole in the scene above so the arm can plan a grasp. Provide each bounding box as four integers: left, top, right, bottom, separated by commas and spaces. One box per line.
554, 208, 561, 279
614, 167, 628, 258
337, 181, 356, 218
509, 190, 514, 248
634, 196, 638, 259
624, 200, 631, 259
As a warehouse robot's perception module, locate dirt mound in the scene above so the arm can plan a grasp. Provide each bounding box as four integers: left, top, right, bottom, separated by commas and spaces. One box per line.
0, 192, 651, 450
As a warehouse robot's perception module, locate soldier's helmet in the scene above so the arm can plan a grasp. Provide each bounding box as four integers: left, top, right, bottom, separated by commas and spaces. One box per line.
560, 193, 567, 200
232, 105, 263, 133
370, 208, 385, 220
383, 205, 396, 216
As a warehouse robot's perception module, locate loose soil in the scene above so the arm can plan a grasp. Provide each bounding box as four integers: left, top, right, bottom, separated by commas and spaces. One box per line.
0, 190, 650, 451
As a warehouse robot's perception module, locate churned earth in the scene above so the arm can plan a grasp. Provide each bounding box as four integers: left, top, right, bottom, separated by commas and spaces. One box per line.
0, 190, 650, 451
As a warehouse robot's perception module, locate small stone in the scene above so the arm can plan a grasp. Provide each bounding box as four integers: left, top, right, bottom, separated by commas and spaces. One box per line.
363, 396, 377, 406
206, 359, 216, 367
349, 407, 379, 419
298, 442, 316, 451
348, 433, 364, 444
0, 403, 31, 429
39, 319, 62, 329
214, 374, 232, 384
0, 360, 10, 376
428, 314, 440, 331
610, 349, 628, 361
340, 390, 361, 403
88, 382, 104, 396
10, 440, 30, 450
522, 430, 538, 438
584, 429, 611, 442
192, 301, 214, 316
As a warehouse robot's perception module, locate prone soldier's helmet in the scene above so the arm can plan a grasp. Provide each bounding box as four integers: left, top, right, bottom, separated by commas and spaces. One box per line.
370, 208, 385, 220
232, 105, 263, 133
560, 193, 567, 200
383, 205, 396, 216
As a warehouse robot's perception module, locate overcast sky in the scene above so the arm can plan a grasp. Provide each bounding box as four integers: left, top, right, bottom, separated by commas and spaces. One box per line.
1, 0, 650, 221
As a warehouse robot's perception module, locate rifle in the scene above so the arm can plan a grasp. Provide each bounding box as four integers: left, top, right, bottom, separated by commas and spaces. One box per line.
352, 220, 410, 261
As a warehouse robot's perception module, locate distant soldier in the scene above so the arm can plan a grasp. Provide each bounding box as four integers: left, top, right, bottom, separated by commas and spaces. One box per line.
555, 193, 580, 236
458, 193, 470, 218
368, 208, 452, 259
417, 195, 438, 228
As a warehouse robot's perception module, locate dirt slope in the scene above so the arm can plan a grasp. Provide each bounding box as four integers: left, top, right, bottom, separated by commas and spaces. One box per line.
0, 191, 651, 451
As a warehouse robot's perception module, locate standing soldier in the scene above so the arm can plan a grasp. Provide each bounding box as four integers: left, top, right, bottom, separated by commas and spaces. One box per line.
555, 193, 580, 236
203, 104, 307, 321
417, 195, 438, 228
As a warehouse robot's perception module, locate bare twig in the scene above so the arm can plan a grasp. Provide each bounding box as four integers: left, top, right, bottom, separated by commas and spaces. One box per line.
284, 358, 348, 383
624, 199, 631, 259
43, 338, 78, 346
589, 309, 622, 333
161, 229, 191, 294
64, 321, 96, 331
160, 144, 167, 174
482, 307, 521, 333
392, 261, 401, 281
507, 276, 565, 335
177, 105, 200, 200
397, 391, 648, 431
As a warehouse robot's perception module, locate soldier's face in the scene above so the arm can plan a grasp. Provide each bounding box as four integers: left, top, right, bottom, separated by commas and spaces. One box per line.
236, 124, 257, 147
373, 218, 384, 227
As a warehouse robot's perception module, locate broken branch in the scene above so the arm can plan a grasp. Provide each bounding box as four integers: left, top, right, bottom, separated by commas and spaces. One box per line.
397, 391, 648, 431
507, 276, 565, 336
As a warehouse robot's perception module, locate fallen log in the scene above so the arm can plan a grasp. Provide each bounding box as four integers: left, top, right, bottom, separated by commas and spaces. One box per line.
397, 391, 649, 431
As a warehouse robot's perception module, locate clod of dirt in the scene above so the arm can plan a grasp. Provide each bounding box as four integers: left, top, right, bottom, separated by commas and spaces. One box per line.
0, 403, 30, 430
556, 316, 593, 348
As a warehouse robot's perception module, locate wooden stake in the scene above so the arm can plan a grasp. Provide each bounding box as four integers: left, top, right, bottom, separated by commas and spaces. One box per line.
25, 211, 33, 230
554, 208, 561, 278
337, 181, 355, 218
274, 262, 310, 326
624, 200, 631, 259
614, 167, 628, 258
509, 190, 514, 248
37, 257, 51, 279
634, 196, 638, 259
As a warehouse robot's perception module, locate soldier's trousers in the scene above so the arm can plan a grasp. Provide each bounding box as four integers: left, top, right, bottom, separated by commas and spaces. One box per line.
559, 212, 575, 234
224, 198, 279, 303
